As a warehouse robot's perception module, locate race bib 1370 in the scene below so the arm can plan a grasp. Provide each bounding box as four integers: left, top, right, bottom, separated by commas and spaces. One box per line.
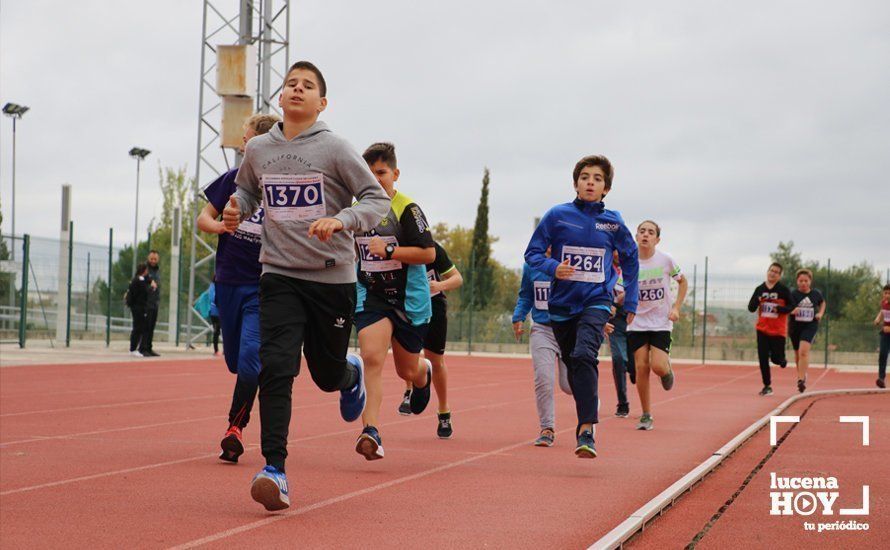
261, 174, 326, 222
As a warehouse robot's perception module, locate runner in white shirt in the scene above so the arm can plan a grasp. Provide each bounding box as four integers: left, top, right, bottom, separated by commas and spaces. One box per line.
627, 220, 688, 431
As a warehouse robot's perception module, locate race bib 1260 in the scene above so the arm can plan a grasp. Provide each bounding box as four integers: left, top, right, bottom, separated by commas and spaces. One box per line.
560, 245, 605, 283
795, 307, 815, 322
533, 281, 550, 311
261, 174, 326, 222
356, 236, 401, 273
640, 287, 665, 302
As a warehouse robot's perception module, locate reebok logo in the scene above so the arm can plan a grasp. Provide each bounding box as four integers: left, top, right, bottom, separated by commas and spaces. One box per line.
334, 317, 346, 329
596, 222, 620, 232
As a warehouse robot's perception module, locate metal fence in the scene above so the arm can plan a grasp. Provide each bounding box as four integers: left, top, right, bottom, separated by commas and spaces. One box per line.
2, 232, 887, 366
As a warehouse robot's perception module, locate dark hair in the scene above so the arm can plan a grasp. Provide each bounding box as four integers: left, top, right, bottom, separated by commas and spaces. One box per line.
135, 262, 148, 276
883, 284, 890, 292
638, 219, 661, 237
795, 268, 813, 281
362, 142, 397, 170
572, 155, 614, 189
284, 61, 327, 97
148, 250, 159, 255
769, 262, 784, 273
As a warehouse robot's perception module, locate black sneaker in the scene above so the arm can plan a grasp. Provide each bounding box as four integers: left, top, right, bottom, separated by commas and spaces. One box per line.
660, 368, 674, 391
409, 359, 433, 415
398, 390, 412, 416
355, 426, 384, 460
574, 430, 597, 459
628, 367, 636, 385
615, 403, 629, 418
876, 378, 885, 389
759, 386, 773, 396
143, 350, 160, 357
778, 361, 787, 369
797, 379, 806, 393
437, 412, 453, 439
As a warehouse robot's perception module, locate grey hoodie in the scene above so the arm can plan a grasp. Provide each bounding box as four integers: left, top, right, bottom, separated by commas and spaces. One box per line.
233, 121, 390, 284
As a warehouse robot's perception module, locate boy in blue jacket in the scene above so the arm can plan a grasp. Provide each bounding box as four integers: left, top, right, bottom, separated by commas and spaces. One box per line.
524, 155, 639, 458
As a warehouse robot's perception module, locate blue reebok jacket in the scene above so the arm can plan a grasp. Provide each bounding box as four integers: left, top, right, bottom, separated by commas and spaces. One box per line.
524, 199, 639, 319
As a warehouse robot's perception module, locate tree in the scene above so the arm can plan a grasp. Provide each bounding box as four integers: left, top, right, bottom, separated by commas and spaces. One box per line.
470, 168, 494, 309
770, 241, 803, 286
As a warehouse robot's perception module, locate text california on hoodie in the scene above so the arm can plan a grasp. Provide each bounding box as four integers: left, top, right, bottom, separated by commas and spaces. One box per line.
232, 121, 391, 284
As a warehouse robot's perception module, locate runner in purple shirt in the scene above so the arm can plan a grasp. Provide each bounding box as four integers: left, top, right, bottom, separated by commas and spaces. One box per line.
197, 113, 280, 463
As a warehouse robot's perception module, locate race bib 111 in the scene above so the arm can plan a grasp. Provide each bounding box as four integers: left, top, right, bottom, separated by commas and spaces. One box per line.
261, 174, 326, 222
533, 281, 550, 311
560, 246, 605, 283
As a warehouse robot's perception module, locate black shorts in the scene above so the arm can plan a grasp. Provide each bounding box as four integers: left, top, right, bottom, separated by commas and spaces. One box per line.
627, 331, 672, 355
356, 307, 429, 354
789, 322, 819, 350
423, 299, 448, 355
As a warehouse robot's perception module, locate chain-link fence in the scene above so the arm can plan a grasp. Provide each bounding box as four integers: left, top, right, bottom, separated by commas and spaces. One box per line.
3, 231, 887, 366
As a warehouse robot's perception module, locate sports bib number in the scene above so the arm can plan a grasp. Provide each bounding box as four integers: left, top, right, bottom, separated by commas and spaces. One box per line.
356, 236, 400, 273
237, 207, 264, 236
883, 309, 890, 323
560, 246, 605, 283
427, 269, 441, 297
640, 287, 665, 302
760, 301, 778, 319
533, 281, 550, 311
795, 307, 815, 322
261, 174, 326, 222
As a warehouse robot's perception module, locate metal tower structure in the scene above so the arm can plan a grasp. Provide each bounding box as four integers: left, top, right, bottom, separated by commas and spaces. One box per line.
185, 0, 290, 346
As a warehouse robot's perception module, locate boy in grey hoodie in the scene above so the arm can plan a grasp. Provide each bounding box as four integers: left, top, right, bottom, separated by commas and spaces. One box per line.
223, 61, 390, 511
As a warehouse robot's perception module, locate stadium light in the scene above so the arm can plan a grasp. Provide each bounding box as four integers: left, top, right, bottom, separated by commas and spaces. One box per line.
3, 102, 30, 260
129, 147, 151, 277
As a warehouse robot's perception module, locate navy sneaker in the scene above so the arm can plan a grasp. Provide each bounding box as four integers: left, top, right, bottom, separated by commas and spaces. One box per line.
398, 389, 412, 416
355, 425, 385, 460
437, 412, 453, 439
574, 430, 597, 459
340, 354, 366, 422
409, 359, 433, 415
250, 465, 290, 511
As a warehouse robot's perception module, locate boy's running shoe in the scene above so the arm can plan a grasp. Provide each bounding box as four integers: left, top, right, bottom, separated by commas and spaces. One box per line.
778, 361, 787, 369
534, 428, 555, 447
615, 403, 630, 418
660, 367, 675, 391
636, 414, 654, 431
250, 465, 290, 511
129, 350, 143, 357
219, 425, 244, 463
355, 425, 385, 460
574, 430, 597, 458
340, 354, 366, 422
758, 386, 773, 397
409, 359, 433, 415
877, 378, 886, 389
398, 390, 412, 415
437, 412, 453, 439
797, 379, 806, 393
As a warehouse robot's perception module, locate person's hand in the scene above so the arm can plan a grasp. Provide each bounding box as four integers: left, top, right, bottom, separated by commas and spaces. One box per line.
429, 280, 445, 294
626, 313, 636, 325
669, 306, 680, 322
150, 280, 158, 290
307, 217, 344, 242
368, 236, 387, 258
790, 307, 799, 316
815, 312, 823, 321
875, 318, 882, 327
512, 321, 524, 341
555, 259, 575, 280
208, 219, 228, 235
222, 196, 241, 234
883, 325, 890, 334
604, 322, 615, 335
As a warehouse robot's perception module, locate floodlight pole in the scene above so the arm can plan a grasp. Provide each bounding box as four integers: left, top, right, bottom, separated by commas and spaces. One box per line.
2, 103, 30, 260
129, 148, 151, 277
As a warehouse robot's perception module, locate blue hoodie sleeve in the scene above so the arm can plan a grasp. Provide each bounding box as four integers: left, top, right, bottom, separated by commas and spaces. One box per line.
512, 265, 534, 323
524, 209, 561, 277
614, 220, 640, 314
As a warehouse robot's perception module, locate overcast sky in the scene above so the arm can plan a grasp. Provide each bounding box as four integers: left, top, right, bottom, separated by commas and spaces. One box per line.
2, 0, 888, 278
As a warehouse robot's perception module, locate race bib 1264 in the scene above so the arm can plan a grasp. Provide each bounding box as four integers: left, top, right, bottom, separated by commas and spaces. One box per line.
261, 174, 326, 221
560, 245, 605, 283
356, 236, 401, 273
533, 281, 550, 310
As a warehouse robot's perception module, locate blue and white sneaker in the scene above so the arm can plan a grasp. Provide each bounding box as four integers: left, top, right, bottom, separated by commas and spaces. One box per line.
250, 465, 290, 511
340, 354, 366, 422
355, 425, 385, 461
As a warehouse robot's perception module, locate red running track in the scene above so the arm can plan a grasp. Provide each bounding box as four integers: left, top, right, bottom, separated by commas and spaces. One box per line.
0, 356, 880, 548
